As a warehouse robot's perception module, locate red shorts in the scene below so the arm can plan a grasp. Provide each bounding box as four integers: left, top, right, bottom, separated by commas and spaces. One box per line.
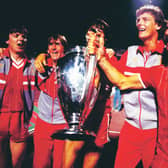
114, 121, 157, 168
33, 117, 67, 168
0, 112, 29, 142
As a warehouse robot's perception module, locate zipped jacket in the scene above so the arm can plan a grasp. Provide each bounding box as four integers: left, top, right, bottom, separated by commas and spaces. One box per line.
37, 58, 66, 124
119, 42, 164, 129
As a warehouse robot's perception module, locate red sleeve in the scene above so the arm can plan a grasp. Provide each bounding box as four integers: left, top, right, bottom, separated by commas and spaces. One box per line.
112, 50, 128, 73
108, 54, 118, 63
140, 66, 163, 89
121, 65, 162, 89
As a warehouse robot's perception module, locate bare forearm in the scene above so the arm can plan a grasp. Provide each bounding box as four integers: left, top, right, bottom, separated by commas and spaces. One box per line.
98, 57, 143, 90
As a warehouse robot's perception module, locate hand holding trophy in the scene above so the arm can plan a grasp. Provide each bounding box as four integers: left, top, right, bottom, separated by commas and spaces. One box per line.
51, 22, 107, 141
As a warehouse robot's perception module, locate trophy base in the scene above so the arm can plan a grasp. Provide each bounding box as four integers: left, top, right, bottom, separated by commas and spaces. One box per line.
51, 129, 95, 141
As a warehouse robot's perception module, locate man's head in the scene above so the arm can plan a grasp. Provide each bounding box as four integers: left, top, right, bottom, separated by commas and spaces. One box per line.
6, 25, 28, 54
136, 5, 166, 41
47, 34, 68, 61
86, 19, 110, 46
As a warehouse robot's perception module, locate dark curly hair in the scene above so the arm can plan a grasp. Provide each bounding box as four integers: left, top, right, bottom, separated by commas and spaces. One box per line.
86, 18, 111, 46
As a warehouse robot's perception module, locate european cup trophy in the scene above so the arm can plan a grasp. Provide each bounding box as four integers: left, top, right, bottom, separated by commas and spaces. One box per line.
51, 45, 100, 140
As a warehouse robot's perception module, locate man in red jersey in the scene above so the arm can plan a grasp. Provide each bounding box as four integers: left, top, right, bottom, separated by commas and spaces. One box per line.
88, 15, 168, 168
97, 51, 168, 168
33, 34, 68, 168
0, 25, 36, 168
108, 5, 166, 168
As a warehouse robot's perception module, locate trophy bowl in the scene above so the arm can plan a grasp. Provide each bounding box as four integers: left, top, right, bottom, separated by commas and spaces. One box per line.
51, 45, 100, 141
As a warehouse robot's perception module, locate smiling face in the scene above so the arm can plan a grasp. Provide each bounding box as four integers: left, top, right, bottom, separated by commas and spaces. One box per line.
136, 12, 161, 42
48, 37, 65, 61
7, 32, 27, 54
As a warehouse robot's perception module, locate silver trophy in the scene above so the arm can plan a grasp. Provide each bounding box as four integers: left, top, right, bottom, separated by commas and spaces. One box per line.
51, 45, 100, 140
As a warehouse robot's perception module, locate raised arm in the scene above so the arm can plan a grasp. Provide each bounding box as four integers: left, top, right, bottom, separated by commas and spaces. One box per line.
87, 30, 143, 90
98, 57, 143, 90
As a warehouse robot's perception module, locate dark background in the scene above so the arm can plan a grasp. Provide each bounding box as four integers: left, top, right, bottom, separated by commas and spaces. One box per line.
0, 0, 168, 55
0, 1, 167, 167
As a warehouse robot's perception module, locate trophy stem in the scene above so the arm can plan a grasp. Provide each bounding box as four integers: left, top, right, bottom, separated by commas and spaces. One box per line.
69, 112, 80, 125
51, 112, 95, 141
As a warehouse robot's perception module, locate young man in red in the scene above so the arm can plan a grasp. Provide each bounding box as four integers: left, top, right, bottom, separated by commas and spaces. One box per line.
111, 5, 166, 168
97, 49, 168, 168
33, 34, 68, 168
0, 25, 36, 168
